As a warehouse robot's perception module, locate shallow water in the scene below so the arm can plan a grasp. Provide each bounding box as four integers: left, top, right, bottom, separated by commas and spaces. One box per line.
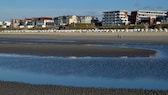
0, 38, 76, 44
0, 43, 168, 90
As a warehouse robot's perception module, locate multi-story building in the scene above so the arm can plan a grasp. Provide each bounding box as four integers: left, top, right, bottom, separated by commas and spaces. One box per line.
54, 15, 77, 26
131, 10, 167, 25
33, 17, 54, 28
155, 16, 168, 24
3, 21, 11, 28
91, 16, 99, 24
54, 16, 66, 25
0, 21, 11, 28
102, 10, 129, 26
11, 17, 54, 28
77, 16, 93, 23
11, 19, 21, 28
54, 15, 98, 26
25, 18, 34, 28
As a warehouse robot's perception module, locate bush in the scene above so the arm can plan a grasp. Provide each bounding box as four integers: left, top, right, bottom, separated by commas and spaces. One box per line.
67, 23, 96, 29
98, 24, 148, 29
155, 23, 168, 29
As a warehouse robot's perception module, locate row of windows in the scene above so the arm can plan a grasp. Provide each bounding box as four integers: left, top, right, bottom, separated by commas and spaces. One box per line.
138, 11, 167, 15
104, 12, 127, 14
103, 19, 128, 21
104, 14, 126, 16
103, 23, 127, 25
103, 21, 128, 23
103, 17, 128, 19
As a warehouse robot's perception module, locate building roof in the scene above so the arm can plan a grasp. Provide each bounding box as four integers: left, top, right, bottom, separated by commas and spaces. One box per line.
33, 17, 53, 20
25, 18, 32, 20
132, 10, 167, 13
103, 10, 128, 13
39, 17, 53, 20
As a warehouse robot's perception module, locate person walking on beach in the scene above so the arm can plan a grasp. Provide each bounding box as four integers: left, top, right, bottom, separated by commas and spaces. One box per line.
117, 34, 123, 39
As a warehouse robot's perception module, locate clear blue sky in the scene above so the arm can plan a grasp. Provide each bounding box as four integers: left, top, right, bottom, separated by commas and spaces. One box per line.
0, 0, 168, 21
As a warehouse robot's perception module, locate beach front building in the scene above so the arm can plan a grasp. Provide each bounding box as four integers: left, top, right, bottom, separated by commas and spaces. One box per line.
11, 19, 24, 28
54, 15, 78, 26
11, 18, 34, 29
131, 10, 167, 25
33, 17, 54, 28
54, 15, 98, 26
0, 21, 11, 28
102, 10, 129, 26
155, 16, 168, 24
25, 18, 34, 28
77, 16, 93, 23
25, 17, 55, 28
11, 17, 54, 29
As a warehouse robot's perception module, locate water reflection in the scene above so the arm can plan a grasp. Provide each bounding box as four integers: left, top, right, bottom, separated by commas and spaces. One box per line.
0, 67, 168, 90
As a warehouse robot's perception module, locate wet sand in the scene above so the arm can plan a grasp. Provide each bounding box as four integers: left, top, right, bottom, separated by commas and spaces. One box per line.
0, 81, 168, 95
0, 43, 156, 57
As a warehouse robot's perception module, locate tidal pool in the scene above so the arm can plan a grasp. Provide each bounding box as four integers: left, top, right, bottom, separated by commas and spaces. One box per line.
0, 44, 168, 90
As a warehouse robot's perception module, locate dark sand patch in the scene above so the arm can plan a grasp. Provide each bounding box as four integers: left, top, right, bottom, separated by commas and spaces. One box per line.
0, 43, 156, 57
0, 81, 167, 95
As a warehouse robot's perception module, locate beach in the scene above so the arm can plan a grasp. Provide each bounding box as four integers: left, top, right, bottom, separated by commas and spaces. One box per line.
1, 32, 168, 44
0, 32, 168, 95
0, 32, 164, 57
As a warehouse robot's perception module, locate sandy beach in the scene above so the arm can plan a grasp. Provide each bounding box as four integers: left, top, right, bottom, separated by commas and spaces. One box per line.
0, 32, 168, 95
1, 32, 168, 44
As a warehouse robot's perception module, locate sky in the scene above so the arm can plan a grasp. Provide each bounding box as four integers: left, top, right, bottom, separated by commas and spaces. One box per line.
0, 0, 168, 21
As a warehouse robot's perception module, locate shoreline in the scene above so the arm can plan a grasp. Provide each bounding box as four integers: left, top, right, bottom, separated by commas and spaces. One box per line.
0, 81, 168, 95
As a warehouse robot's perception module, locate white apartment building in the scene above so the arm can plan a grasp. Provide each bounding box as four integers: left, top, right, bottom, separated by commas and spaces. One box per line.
131, 10, 167, 25
102, 10, 129, 26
